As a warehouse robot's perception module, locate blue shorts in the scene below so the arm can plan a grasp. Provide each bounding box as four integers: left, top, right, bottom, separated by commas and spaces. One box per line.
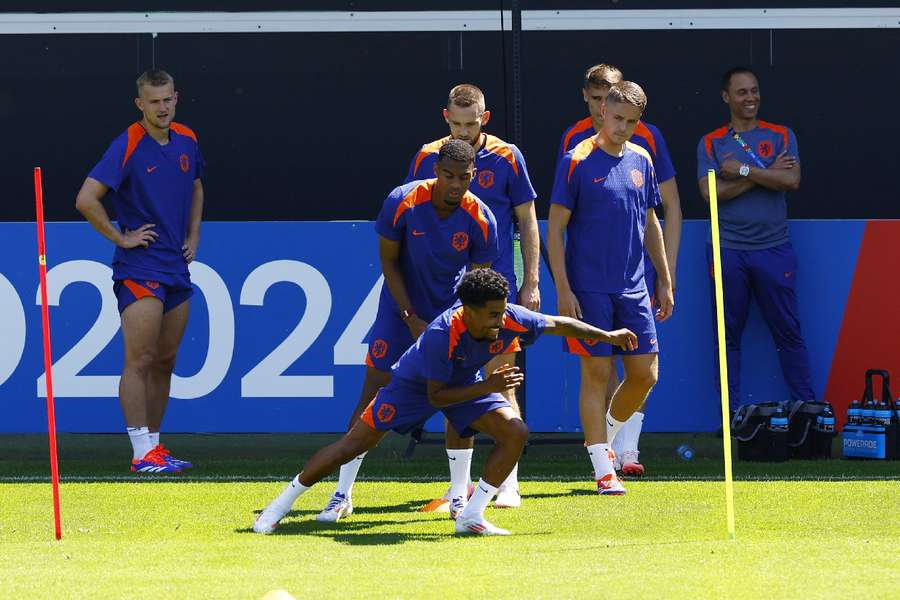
362, 385, 509, 438
563, 289, 658, 357
365, 305, 417, 372
112, 264, 193, 314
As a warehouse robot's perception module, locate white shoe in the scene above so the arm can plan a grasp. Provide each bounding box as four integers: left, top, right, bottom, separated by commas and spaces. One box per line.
449, 497, 467, 521
596, 473, 627, 495
315, 492, 353, 522
454, 515, 511, 536
253, 501, 291, 534
494, 485, 521, 509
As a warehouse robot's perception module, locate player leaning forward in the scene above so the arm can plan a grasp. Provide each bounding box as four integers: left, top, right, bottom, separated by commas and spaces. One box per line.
254, 268, 636, 536
75, 69, 204, 473
547, 81, 674, 495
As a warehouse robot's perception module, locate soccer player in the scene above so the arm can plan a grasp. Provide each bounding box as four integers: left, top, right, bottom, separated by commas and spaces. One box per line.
547, 82, 674, 495
253, 268, 637, 536
74, 69, 204, 473
405, 84, 540, 510
697, 67, 812, 409
315, 139, 499, 521
558, 64, 683, 476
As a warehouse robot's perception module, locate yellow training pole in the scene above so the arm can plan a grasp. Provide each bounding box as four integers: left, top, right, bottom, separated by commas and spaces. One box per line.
708, 169, 736, 540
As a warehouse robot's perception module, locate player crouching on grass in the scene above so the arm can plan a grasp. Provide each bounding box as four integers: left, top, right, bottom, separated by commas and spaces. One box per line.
254, 268, 636, 536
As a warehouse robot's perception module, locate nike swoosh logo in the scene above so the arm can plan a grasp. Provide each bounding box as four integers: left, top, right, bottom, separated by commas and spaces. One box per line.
412, 229, 426, 236
449, 456, 457, 461
146, 166, 157, 173
593, 177, 606, 183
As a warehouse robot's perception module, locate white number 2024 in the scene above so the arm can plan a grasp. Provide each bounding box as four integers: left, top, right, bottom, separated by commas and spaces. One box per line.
22, 260, 381, 399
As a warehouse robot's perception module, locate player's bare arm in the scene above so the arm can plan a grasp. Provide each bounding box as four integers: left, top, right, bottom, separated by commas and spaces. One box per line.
182, 178, 203, 263
547, 203, 581, 319
719, 154, 800, 191
644, 209, 674, 321
543, 315, 637, 352
426, 367, 524, 409
657, 178, 683, 290
379, 236, 428, 338
75, 177, 158, 248
513, 200, 541, 310
698, 175, 756, 203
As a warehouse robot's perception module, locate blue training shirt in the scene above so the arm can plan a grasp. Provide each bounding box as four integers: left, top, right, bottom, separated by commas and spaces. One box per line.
551, 138, 661, 294
697, 120, 799, 249
405, 134, 536, 282
374, 179, 500, 321
88, 122, 204, 275
389, 303, 547, 395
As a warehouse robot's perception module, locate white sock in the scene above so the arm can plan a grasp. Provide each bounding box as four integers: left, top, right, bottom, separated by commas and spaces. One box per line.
459, 478, 498, 520
336, 452, 367, 498
499, 462, 519, 491
148, 431, 160, 448
624, 412, 645, 453
606, 413, 627, 446
447, 448, 474, 500
587, 443, 614, 479
127, 426, 153, 460
273, 475, 310, 510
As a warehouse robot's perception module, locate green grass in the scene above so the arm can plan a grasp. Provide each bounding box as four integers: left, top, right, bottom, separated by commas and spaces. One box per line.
1, 434, 898, 599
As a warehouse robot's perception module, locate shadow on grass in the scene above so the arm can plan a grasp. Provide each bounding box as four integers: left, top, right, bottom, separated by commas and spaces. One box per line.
236, 517, 449, 545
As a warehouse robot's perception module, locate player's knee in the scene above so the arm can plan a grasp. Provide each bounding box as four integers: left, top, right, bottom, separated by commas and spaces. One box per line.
126, 350, 157, 374
629, 367, 658, 392
501, 418, 529, 449
154, 352, 178, 375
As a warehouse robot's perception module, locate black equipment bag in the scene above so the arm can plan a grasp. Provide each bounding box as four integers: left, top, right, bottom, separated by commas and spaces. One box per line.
787, 400, 836, 459
731, 402, 790, 462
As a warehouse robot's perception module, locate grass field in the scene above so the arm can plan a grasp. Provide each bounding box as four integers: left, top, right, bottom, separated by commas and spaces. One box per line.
2, 433, 898, 599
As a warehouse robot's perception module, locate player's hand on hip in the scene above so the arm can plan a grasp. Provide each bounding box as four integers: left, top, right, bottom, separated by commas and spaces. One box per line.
518, 281, 541, 311
486, 365, 524, 393
406, 316, 429, 340
182, 235, 199, 263
655, 282, 674, 322
771, 151, 797, 170
556, 287, 582, 319
119, 224, 157, 249
607, 329, 638, 352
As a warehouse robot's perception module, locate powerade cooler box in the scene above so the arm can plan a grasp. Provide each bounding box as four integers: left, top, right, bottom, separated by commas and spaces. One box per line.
842, 369, 899, 460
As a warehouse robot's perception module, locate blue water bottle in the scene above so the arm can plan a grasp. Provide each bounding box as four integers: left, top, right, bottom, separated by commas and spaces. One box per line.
676, 444, 694, 460
847, 399, 862, 425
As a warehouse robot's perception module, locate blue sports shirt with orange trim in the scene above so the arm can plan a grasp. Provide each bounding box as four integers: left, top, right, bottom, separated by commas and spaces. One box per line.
697, 121, 799, 249
388, 303, 547, 394
88, 122, 205, 275
551, 138, 661, 294
405, 134, 536, 282
374, 179, 500, 321
557, 117, 676, 183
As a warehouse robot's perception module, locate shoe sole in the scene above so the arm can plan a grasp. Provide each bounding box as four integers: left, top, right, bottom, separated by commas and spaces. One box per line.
420, 498, 450, 513
621, 465, 644, 477
315, 508, 352, 522
598, 489, 627, 495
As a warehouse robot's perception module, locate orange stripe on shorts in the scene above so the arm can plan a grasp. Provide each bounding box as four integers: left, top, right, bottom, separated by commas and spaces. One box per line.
123, 279, 154, 300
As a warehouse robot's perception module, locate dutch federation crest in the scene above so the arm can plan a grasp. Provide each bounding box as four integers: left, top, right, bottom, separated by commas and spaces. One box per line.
376, 402, 396, 423
478, 169, 495, 189
489, 339, 505, 354
630, 169, 644, 188
757, 140, 774, 158
371, 339, 388, 359
452, 231, 469, 252
179, 153, 190, 173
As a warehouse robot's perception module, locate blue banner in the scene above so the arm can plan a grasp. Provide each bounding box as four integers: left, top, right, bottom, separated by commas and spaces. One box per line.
0, 220, 864, 433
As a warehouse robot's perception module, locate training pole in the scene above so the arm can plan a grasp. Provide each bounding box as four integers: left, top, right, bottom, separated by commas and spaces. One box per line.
708, 170, 736, 540
34, 167, 63, 540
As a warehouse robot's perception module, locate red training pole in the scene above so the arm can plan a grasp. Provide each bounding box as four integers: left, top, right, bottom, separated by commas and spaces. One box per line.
34, 167, 62, 541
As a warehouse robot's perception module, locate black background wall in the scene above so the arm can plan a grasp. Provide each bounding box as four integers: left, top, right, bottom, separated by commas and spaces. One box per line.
1, 3, 898, 223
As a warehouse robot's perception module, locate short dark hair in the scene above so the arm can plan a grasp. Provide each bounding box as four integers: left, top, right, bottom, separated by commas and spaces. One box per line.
448, 83, 486, 113
583, 63, 623, 90
136, 68, 174, 94
721, 66, 758, 92
438, 138, 476, 166
605, 81, 647, 112
457, 268, 509, 307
